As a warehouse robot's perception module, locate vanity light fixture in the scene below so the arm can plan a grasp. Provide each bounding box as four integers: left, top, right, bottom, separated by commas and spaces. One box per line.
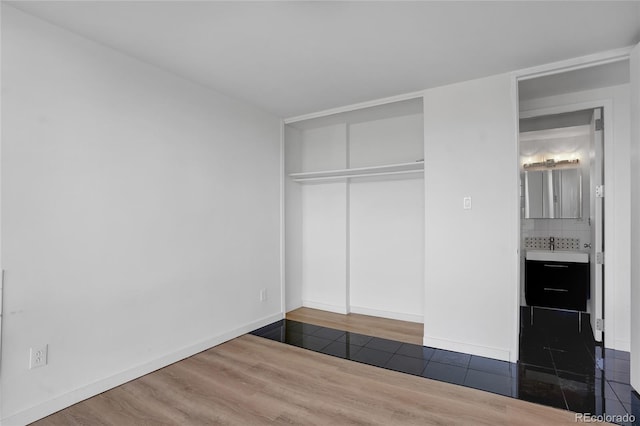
523, 158, 579, 171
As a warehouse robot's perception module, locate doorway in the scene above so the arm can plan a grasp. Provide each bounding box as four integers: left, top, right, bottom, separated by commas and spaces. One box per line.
519, 107, 604, 343
516, 106, 609, 413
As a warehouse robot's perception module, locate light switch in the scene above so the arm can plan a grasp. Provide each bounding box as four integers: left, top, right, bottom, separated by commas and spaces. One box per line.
463, 196, 472, 210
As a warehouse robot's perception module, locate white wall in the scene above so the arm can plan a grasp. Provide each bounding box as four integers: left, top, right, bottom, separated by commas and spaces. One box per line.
284, 126, 303, 312
348, 113, 424, 322
349, 176, 424, 321
520, 84, 631, 351
297, 124, 348, 313
301, 182, 348, 313
423, 74, 519, 362
1, 6, 282, 424
349, 114, 424, 168
630, 43, 640, 392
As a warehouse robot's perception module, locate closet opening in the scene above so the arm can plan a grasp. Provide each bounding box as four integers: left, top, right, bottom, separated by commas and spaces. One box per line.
283, 97, 425, 330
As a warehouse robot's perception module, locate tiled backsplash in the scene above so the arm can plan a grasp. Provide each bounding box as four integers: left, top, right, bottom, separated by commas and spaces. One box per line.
521, 218, 590, 250
524, 236, 581, 250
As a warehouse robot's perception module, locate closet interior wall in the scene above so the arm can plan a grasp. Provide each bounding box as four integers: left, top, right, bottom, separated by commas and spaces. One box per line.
284, 99, 425, 323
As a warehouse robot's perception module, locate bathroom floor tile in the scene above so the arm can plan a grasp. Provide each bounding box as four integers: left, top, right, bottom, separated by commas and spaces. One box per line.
557, 371, 597, 413
608, 381, 634, 405
336, 332, 373, 347
364, 337, 403, 354
592, 379, 623, 400
603, 357, 631, 375
258, 328, 285, 342
604, 369, 631, 385
630, 391, 640, 420
285, 320, 321, 336
385, 354, 428, 376
318, 341, 362, 360
311, 327, 346, 341
422, 361, 467, 385
468, 356, 513, 377
395, 343, 435, 362
429, 349, 471, 368
250, 320, 284, 337
298, 335, 333, 352
551, 349, 597, 375
351, 347, 394, 368
605, 348, 631, 361
283, 330, 305, 346
604, 398, 635, 425
463, 369, 513, 397
516, 363, 567, 410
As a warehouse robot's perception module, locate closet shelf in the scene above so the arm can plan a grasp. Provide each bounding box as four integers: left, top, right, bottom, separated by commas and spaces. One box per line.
289, 161, 424, 182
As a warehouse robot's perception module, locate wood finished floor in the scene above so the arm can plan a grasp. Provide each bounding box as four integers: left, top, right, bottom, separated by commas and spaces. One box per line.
286, 307, 423, 345
34, 334, 579, 426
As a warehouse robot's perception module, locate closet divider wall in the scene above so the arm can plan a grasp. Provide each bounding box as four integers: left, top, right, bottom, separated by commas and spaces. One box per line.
285, 98, 425, 323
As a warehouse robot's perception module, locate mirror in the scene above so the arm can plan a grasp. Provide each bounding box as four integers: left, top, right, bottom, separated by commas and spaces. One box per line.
524, 168, 582, 219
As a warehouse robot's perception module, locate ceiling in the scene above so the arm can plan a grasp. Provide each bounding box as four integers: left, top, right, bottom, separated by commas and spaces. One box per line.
7, 1, 640, 118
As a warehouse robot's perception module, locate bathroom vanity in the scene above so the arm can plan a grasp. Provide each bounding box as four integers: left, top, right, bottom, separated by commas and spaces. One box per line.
524, 250, 590, 311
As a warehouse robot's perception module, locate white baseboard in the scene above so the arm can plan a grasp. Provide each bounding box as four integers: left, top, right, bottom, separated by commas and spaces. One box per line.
614, 339, 631, 352
423, 335, 511, 362
301, 300, 348, 315
285, 301, 303, 313
3, 312, 284, 426
349, 306, 423, 324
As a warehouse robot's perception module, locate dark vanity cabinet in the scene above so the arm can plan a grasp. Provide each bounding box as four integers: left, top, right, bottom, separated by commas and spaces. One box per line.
525, 260, 589, 311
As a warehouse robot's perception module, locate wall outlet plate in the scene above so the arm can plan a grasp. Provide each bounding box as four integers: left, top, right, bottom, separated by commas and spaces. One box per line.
463, 196, 472, 210
259, 288, 267, 302
29, 345, 48, 369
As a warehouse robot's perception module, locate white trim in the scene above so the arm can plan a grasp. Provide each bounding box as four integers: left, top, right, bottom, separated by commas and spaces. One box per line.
293, 169, 423, 183
510, 73, 521, 363
519, 99, 612, 119
518, 99, 615, 348
284, 90, 425, 124
423, 336, 512, 362
280, 119, 286, 315
615, 339, 631, 353
2, 312, 284, 426
344, 123, 351, 315
302, 300, 348, 315
284, 301, 303, 314
515, 46, 633, 82
349, 306, 422, 324
289, 161, 423, 180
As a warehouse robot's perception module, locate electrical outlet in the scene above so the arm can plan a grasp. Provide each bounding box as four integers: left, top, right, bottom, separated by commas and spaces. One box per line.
463, 196, 472, 210
29, 345, 48, 369
259, 288, 268, 302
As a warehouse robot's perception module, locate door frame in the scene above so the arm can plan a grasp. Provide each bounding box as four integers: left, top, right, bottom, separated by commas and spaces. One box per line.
510, 47, 632, 359
518, 101, 612, 343
513, 78, 618, 351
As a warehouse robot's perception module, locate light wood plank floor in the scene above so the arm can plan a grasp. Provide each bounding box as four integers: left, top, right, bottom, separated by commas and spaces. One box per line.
286, 307, 423, 345
34, 334, 579, 425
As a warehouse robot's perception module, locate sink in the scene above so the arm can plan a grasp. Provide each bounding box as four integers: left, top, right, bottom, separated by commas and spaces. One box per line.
526, 250, 589, 263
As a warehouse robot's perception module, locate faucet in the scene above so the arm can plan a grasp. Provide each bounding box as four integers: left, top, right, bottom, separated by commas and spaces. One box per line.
549, 236, 555, 251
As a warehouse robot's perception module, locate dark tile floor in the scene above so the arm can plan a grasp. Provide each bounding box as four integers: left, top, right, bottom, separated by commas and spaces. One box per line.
251, 306, 639, 425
